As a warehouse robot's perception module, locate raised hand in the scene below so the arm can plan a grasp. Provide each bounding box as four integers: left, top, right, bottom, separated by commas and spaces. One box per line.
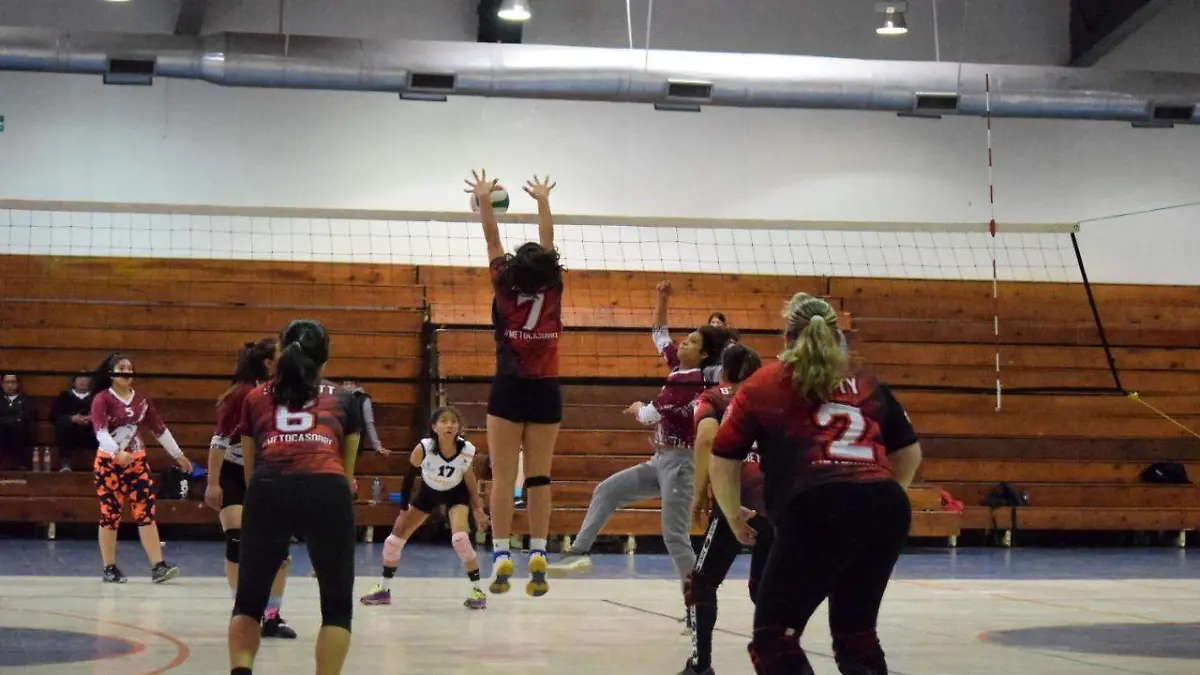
463, 169, 500, 200
523, 175, 556, 202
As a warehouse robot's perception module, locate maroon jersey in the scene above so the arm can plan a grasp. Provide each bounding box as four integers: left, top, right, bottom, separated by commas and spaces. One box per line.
90, 388, 167, 459
490, 257, 563, 379
211, 381, 258, 466
712, 363, 917, 519
695, 384, 764, 514
239, 384, 363, 478
643, 367, 705, 448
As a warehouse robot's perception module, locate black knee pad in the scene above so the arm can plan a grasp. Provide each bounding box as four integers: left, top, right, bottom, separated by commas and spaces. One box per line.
524, 475, 551, 489
225, 528, 242, 564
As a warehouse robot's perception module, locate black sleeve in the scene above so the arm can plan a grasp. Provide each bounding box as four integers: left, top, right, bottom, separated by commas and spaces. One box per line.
877, 384, 918, 453
50, 393, 68, 427
338, 392, 363, 437
398, 464, 421, 510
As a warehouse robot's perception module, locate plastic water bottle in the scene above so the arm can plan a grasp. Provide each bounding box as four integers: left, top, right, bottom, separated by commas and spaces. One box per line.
42, 448, 52, 472
371, 477, 382, 505
32, 447, 41, 472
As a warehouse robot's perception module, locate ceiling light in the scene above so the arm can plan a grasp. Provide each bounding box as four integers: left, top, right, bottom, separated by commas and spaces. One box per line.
105, 0, 132, 4
497, 0, 531, 22
876, 1, 908, 36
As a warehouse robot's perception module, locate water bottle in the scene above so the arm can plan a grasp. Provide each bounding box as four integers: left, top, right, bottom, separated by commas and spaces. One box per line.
32, 447, 41, 472
42, 448, 52, 472
371, 477, 382, 505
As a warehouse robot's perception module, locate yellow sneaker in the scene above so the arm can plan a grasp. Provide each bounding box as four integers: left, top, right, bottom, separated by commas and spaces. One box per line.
489, 555, 514, 594
464, 587, 488, 610
526, 553, 549, 597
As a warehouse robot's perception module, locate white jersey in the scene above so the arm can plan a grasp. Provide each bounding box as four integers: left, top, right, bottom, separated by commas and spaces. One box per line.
418, 437, 477, 491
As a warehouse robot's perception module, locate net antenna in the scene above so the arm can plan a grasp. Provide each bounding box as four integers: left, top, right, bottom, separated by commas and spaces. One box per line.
985, 72, 1001, 411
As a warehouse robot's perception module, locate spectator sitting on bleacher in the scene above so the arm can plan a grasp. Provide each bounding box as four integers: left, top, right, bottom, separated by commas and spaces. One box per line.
50, 372, 97, 471
342, 381, 390, 455
0, 374, 36, 471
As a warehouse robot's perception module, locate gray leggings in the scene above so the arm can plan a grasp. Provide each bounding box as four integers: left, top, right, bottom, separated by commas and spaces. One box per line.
571, 448, 695, 583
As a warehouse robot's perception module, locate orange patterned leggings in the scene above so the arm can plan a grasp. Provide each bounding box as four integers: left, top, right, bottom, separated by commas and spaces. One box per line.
94, 455, 156, 529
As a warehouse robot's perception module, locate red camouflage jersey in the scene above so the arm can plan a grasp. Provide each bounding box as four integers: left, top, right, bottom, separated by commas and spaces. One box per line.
694, 384, 764, 514
239, 384, 362, 478
490, 257, 563, 379
711, 363, 917, 519
91, 388, 166, 459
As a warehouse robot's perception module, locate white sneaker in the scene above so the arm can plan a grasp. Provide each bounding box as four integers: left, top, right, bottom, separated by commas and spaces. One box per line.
545, 552, 593, 577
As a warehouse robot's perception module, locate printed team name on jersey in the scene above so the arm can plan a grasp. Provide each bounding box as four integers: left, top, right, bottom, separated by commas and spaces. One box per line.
836, 377, 860, 395
263, 432, 336, 446
503, 328, 560, 340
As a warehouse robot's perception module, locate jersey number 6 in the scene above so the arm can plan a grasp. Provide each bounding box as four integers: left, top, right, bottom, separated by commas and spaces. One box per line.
516, 292, 546, 331
275, 407, 316, 433
815, 402, 875, 461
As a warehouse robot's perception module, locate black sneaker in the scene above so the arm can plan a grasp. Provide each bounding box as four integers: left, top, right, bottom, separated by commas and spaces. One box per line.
261, 613, 298, 639
151, 561, 179, 584
102, 565, 127, 583
513, 496, 526, 509
677, 662, 715, 675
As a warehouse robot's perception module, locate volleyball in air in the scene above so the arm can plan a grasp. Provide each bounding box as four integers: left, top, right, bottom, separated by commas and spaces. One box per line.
470, 187, 510, 214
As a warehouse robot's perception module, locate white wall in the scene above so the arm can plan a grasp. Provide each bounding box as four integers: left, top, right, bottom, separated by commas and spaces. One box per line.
0, 65, 1197, 284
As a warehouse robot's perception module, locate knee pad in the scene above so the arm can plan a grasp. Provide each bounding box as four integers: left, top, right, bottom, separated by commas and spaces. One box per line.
831, 630, 885, 673
524, 475, 551, 489
225, 528, 242, 564
451, 531, 477, 564
382, 534, 406, 565
686, 569, 719, 607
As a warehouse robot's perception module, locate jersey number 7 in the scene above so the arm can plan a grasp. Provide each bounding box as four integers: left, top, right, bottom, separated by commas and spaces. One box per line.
815, 402, 875, 461
516, 292, 546, 331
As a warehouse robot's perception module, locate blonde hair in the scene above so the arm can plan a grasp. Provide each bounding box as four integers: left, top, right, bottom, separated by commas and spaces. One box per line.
779, 293, 846, 401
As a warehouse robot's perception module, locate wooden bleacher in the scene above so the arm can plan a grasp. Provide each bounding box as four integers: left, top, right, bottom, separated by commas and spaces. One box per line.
2, 254, 1198, 546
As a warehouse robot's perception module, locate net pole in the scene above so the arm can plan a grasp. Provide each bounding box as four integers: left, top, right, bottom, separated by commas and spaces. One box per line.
985, 73, 1002, 412
1070, 232, 1124, 392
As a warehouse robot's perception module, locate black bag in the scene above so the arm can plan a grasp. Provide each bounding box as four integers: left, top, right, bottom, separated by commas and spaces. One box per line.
982, 482, 1030, 545
981, 482, 1030, 508
157, 466, 207, 500
1139, 462, 1191, 484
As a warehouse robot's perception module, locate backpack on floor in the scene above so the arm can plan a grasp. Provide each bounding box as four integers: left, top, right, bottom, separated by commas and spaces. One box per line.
157, 466, 208, 500
981, 482, 1029, 545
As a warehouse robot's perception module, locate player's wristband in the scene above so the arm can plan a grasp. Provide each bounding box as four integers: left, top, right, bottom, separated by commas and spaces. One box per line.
158, 430, 185, 460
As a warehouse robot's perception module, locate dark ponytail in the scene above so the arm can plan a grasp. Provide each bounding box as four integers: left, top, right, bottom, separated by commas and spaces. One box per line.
720, 343, 762, 384
272, 320, 330, 410
90, 352, 128, 395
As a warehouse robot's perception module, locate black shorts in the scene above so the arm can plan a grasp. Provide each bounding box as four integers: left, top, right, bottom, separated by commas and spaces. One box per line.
487, 376, 562, 424
411, 481, 471, 513
219, 459, 247, 508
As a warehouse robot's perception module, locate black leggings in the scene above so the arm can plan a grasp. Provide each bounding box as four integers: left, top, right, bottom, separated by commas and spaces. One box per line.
234, 473, 356, 631
750, 480, 910, 675
685, 507, 774, 671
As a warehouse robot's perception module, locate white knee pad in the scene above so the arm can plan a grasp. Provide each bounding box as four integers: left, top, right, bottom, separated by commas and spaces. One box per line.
451, 531, 477, 564
383, 534, 406, 565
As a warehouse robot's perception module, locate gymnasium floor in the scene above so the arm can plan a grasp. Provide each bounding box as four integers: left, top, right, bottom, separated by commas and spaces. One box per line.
0, 541, 1195, 674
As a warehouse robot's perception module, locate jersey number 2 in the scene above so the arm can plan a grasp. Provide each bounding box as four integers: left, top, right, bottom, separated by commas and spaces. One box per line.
815, 403, 875, 461
516, 292, 545, 331
276, 408, 316, 433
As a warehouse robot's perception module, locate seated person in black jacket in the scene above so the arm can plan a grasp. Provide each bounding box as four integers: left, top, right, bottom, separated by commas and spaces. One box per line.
51, 373, 97, 471
0, 374, 36, 470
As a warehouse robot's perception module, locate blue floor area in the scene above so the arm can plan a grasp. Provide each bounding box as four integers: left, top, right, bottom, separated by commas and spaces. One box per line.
0, 628, 138, 666
0, 540, 1194, 580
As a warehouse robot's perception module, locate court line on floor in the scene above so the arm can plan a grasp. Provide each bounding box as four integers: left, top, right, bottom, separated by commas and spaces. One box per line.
2, 607, 191, 675
600, 598, 917, 675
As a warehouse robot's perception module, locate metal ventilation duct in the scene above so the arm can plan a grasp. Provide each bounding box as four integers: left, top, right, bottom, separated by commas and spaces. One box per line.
0, 27, 1198, 124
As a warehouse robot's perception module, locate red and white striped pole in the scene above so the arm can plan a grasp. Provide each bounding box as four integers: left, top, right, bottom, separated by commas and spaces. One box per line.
986, 73, 1002, 412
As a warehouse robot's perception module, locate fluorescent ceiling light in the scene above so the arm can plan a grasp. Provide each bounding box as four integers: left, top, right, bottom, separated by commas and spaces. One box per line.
497, 0, 531, 22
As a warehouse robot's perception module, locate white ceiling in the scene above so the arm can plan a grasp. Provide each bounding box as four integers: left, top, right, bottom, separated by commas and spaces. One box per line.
0, 0, 1073, 65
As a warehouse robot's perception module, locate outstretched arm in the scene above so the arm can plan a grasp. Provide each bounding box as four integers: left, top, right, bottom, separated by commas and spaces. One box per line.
524, 175, 556, 251
465, 168, 505, 262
